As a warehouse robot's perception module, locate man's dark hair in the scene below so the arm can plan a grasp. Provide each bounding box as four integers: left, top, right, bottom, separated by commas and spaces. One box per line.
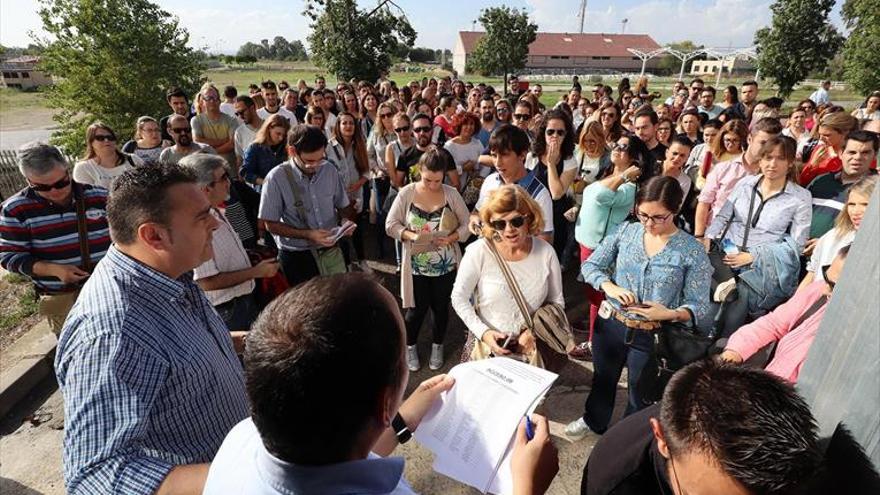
690, 78, 705, 87
489, 124, 531, 156
223, 85, 238, 99
636, 176, 683, 213
480, 94, 495, 105
234, 95, 255, 108
248, 83, 260, 92
763, 97, 784, 109
634, 108, 659, 125
751, 117, 784, 136
704, 118, 723, 130
742, 80, 758, 88
261, 80, 277, 91
847, 130, 880, 152
165, 87, 187, 102
107, 164, 197, 245
670, 134, 694, 150
411, 112, 432, 127
245, 274, 404, 465
287, 124, 328, 152
660, 360, 822, 494
702, 86, 717, 97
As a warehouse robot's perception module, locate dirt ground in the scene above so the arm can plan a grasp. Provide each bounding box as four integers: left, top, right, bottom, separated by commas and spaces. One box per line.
0, 273, 41, 354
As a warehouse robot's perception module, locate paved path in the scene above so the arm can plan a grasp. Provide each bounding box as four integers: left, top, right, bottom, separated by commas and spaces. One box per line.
0, 129, 53, 150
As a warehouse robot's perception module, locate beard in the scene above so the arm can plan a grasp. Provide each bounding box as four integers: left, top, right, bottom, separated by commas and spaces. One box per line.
178, 134, 192, 146
482, 112, 494, 122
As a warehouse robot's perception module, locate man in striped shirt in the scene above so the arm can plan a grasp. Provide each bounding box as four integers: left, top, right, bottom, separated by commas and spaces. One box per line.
55, 164, 249, 494
0, 142, 111, 334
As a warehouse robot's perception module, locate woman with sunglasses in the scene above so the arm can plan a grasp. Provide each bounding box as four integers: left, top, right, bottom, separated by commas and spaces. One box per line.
241, 114, 291, 190
704, 136, 811, 330
569, 134, 653, 360
366, 102, 398, 251
526, 109, 578, 257
121, 116, 171, 167
598, 104, 625, 149
74, 122, 144, 189
386, 149, 471, 372
566, 176, 712, 439
800, 176, 874, 291
451, 184, 564, 364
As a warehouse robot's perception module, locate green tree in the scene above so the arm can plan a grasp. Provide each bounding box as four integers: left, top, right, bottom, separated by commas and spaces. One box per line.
303, 0, 415, 81
35, 0, 203, 155
841, 0, 880, 95
656, 41, 706, 77
466, 7, 537, 94
754, 0, 843, 98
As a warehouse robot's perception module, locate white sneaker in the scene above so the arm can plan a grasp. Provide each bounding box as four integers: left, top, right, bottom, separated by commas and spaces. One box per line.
429, 343, 444, 370
714, 278, 737, 303
406, 345, 420, 371
564, 417, 593, 440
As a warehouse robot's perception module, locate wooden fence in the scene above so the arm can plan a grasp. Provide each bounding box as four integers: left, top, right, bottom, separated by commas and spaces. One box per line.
0, 149, 76, 201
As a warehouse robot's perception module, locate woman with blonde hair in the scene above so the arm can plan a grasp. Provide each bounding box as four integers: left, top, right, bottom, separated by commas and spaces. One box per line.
800, 111, 859, 186
74, 122, 144, 189
121, 116, 171, 166
451, 184, 563, 363
386, 149, 471, 371
799, 176, 875, 290
241, 114, 290, 188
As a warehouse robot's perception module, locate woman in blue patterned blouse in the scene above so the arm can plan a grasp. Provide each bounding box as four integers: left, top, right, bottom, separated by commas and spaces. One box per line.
565, 176, 712, 439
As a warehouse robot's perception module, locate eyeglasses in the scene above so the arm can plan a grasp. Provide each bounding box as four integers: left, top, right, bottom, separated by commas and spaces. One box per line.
601, 112, 616, 118
210, 171, 230, 186
394, 125, 411, 133
513, 113, 530, 121
545, 129, 566, 137
93, 134, 116, 142
723, 137, 741, 144
800, 105, 814, 111
29, 173, 71, 192
612, 142, 630, 151
496, 107, 511, 114
636, 211, 673, 224
489, 215, 529, 231
379, 112, 394, 119
202, 96, 219, 102
822, 264, 836, 289
171, 127, 192, 134
413, 126, 432, 134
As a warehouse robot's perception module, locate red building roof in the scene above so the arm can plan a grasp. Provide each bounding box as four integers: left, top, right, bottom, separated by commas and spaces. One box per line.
458, 31, 661, 58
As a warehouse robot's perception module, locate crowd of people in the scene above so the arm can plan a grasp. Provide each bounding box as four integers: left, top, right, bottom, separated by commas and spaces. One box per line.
1, 72, 879, 494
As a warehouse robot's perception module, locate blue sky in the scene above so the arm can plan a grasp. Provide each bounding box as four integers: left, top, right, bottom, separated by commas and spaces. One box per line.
2, 0, 843, 53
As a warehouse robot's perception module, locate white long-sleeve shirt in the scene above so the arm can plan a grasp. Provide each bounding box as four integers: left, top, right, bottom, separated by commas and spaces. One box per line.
451, 238, 564, 341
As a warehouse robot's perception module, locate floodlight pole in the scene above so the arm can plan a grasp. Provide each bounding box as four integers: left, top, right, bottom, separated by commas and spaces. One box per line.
626, 48, 668, 77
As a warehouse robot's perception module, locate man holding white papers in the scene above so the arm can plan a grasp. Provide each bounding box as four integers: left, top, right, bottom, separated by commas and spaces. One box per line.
259, 124, 356, 286
204, 274, 558, 495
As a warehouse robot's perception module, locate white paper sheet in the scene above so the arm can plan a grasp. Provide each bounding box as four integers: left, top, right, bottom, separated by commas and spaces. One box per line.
413, 358, 557, 494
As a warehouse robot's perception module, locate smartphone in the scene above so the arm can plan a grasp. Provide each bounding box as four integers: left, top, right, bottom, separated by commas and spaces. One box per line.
721, 238, 740, 256
627, 303, 650, 309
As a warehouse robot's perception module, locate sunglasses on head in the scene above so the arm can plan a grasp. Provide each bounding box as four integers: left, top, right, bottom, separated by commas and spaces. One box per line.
413, 126, 432, 133
29, 173, 71, 192
93, 134, 116, 142
489, 215, 528, 231
545, 128, 566, 137
613, 142, 630, 151
394, 125, 411, 133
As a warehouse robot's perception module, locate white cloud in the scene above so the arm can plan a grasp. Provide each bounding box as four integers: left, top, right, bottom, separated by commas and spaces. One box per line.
525, 0, 775, 48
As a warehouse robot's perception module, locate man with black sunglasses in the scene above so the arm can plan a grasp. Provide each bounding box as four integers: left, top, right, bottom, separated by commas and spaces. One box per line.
0, 142, 111, 335
159, 114, 217, 165
393, 113, 458, 188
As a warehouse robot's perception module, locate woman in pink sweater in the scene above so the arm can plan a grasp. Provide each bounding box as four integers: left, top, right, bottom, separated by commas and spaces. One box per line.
720, 244, 849, 382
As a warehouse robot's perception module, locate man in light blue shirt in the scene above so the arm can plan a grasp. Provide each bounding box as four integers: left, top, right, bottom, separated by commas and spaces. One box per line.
204, 274, 560, 494
56, 164, 249, 494
697, 87, 724, 120
809, 80, 832, 106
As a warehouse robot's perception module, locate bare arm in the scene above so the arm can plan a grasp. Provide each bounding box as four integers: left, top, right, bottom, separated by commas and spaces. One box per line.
694, 201, 711, 238
155, 463, 210, 495
261, 219, 318, 241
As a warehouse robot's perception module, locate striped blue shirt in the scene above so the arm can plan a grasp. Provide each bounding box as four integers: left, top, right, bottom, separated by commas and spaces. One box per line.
55, 245, 249, 494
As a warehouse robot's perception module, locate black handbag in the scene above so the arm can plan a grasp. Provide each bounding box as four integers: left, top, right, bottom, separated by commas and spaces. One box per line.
636, 322, 720, 405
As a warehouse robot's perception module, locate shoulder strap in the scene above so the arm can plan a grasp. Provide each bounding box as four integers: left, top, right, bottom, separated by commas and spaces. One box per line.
74, 186, 91, 272
739, 179, 760, 250
485, 239, 533, 329
791, 295, 828, 330
282, 163, 310, 220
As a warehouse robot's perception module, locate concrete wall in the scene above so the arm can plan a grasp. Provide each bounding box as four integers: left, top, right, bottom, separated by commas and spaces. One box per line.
797, 188, 880, 469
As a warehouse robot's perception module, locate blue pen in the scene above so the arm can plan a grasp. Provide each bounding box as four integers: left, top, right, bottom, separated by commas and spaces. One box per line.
525, 415, 535, 441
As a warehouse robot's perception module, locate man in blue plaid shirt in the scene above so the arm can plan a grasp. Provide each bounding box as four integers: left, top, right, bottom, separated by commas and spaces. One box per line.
54, 164, 249, 494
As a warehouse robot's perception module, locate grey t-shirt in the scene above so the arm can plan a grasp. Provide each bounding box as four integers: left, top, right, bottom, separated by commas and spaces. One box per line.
159, 143, 217, 165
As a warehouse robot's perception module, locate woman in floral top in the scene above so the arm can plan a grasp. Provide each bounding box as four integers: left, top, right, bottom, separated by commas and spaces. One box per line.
565, 176, 712, 440
386, 149, 471, 372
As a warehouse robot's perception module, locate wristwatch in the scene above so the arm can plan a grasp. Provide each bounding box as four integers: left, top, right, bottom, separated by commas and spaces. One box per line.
392, 413, 412, 444
619, 173, 630, 183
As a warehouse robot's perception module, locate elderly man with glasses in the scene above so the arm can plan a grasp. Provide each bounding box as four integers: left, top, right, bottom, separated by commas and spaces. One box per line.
0, 142, 112, 335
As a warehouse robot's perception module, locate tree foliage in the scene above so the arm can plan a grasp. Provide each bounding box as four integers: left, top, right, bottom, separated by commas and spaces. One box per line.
841, 0, 880, 95
466, 6, 537, 90
236, 36, 307, 61
754, 0, 843, 98
303, 0, 416, 82
35, 0, 203, 155
656, 41, 707, 77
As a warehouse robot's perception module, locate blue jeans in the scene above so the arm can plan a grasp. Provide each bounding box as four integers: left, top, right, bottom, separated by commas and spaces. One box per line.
583, 316, 653, 433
